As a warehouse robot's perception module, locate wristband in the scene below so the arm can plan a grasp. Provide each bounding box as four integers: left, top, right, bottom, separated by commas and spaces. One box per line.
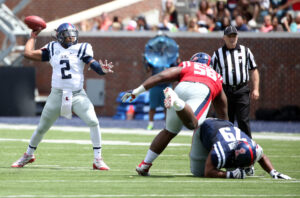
226, 171, 233, 179
132, 85, 146, 96
90, 61, 105, 75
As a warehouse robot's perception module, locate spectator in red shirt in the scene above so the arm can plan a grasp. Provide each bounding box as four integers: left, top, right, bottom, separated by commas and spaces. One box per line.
260, 14, 274, 32
99, 12, 112, 31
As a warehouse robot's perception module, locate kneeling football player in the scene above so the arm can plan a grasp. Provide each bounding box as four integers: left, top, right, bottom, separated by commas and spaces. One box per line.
190, 118, 291, 179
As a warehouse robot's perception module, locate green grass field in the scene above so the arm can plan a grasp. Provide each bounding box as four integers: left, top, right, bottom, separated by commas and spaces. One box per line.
0, 125, 300, 198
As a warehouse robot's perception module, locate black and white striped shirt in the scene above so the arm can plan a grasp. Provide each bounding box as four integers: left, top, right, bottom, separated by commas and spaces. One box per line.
211, 44, 257, 86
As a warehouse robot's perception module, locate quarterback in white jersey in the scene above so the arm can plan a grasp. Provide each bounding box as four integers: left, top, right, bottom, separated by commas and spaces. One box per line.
11, 23, 113, 170
47, 41, 92, 90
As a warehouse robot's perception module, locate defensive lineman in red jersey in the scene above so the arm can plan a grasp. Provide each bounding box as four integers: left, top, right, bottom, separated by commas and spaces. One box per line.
121, 52, 228, 176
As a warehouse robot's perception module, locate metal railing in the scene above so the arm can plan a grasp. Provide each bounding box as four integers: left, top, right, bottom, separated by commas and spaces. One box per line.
0, 0, 30, 66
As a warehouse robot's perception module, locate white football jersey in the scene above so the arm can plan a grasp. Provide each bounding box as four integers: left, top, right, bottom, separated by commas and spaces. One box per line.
42, 42, 93, 91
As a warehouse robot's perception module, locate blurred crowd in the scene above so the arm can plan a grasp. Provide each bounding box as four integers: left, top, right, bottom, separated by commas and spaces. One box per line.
76, 0, 300, 33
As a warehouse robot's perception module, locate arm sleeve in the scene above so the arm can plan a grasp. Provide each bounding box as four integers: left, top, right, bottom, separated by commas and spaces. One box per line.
40, 42, 53, 61
41, 48, 50, 62
82, 56, 93, 64
90, 61, 105, 75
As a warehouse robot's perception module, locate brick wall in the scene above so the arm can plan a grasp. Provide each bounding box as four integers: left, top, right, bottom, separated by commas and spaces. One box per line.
3, 1, 300, 119
23, 33, 300, 119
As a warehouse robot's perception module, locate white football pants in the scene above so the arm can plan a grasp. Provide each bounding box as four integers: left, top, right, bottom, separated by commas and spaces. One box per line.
29, 88, 99, 147
189, 127, 209, 177
165, 82, 212, 134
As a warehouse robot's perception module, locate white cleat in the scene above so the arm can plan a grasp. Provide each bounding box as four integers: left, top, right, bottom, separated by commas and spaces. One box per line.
11, 153, 35, 168
163, 87, 179, 109
136, 160, 152, 176
93, 158, 110, 170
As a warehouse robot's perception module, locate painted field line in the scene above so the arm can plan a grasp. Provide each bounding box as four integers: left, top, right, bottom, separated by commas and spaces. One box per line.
0, 194, 299, 198
0, 138, 188, 147
0, 123, 300, 141
1, 179, 299, 183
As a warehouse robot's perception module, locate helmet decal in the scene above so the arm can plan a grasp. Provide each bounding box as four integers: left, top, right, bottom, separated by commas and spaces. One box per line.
234, 141, 256, 167
243, 141, 254, 165
235, 147, 246, 155
190, 52, 211, 65
192, 56, 198, 61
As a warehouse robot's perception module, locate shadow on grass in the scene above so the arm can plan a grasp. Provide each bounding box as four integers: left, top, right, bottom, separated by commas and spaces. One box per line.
129, 174, 194, 178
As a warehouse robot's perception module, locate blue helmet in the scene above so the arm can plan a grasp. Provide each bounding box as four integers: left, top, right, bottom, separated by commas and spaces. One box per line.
234, 141, 257, 167
190, 52, 211, 66
56, 23, 78, 48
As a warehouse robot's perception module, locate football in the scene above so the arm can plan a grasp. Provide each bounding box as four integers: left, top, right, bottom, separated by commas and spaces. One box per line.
24, 15, 47, 31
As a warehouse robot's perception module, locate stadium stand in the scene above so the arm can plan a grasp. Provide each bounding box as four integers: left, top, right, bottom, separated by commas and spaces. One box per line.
0, 0, 299, 120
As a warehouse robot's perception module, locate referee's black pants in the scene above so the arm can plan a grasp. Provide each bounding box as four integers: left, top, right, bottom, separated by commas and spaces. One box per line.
223, 84, 251, 138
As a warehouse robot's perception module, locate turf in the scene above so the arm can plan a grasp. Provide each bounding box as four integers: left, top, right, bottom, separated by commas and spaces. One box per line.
0, 127, 300, 198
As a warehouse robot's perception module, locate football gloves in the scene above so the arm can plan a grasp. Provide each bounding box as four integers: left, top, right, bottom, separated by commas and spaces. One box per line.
99, 59, 114, 73
245, 165, 255, 176
121, 90, 136, 103
121, 85, 146, 103
270, 170, 291, 180
227, 168, 245, 179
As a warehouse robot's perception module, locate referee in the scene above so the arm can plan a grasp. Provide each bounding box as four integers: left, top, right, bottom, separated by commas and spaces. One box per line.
211, 25, 260, 138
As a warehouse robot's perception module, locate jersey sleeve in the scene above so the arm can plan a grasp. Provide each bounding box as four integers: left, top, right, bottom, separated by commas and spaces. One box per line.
84, 43, 94, 58
178, 62, 184, 67
211, 51, 219, 72
211, 142, 226, 169
40, 42, 54, 62
247, 48, 257, 70
80, 43, 94, 59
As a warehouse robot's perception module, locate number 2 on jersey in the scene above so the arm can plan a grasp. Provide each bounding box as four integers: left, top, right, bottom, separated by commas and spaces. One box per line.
60, 60, 72, 79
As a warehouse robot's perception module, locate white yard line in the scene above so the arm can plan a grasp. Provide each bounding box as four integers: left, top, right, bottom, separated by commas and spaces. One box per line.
0, 123, 300, 141
0, 194, 299, 198
1, 179, 299, 183
0, 138, 188, 146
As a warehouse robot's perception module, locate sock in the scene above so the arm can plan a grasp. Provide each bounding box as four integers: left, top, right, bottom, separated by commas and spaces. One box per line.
26, 145, 36, 155
29, 129, 44, 149
144, 149, 159, 164
90, 125, 102, 159
93, 147, 102, 159
173, 98, 185, 111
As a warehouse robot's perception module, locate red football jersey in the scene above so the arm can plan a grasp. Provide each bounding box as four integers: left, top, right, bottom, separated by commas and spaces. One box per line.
179, 61, 223, 99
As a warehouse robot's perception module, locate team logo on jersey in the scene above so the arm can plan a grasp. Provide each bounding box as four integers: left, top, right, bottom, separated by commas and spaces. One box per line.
66, 97, 69, 101
55, 50, 60, 55
61, 55, 68, 59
